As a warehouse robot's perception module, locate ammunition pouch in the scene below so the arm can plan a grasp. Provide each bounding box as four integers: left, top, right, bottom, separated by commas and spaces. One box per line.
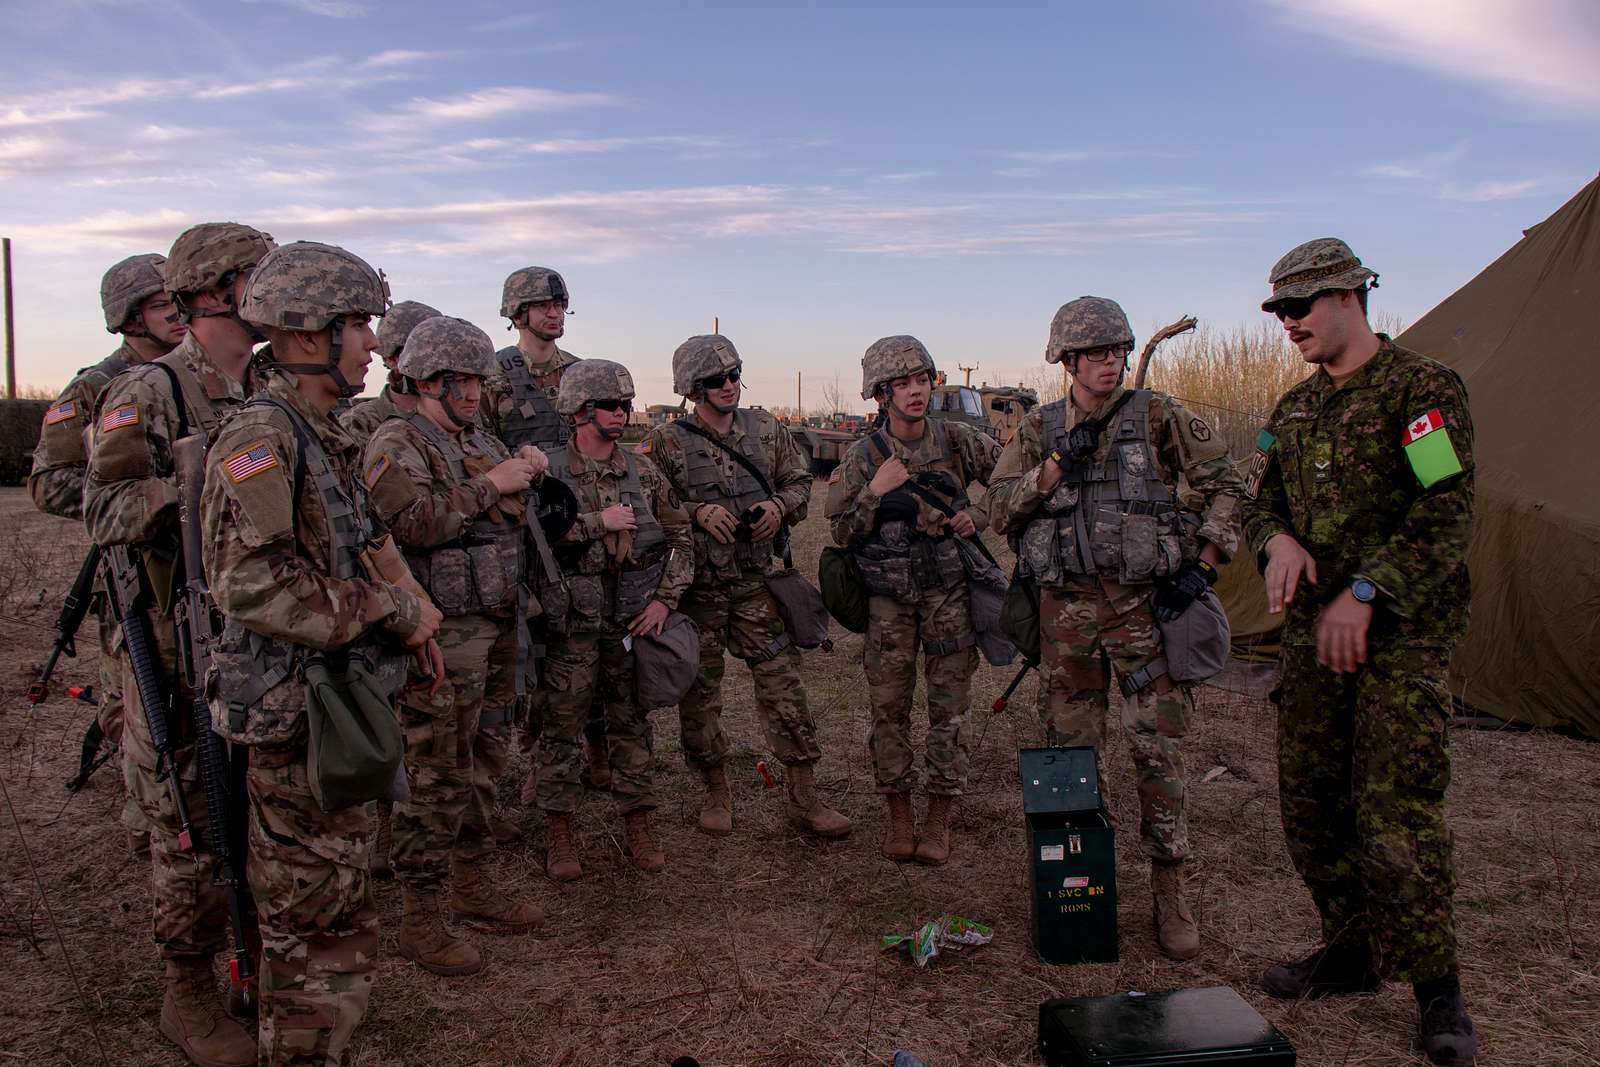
855, 521, 964, 603
616, 552, 667, 619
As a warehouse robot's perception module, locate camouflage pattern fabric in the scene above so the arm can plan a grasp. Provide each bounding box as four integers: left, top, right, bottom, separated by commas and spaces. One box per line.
1262, 237, 1377, 311
481, 346, 580, 446
362, 415, 506, 568
1037, 582, 1191, 861
471, 622, 520, 823
863, 585, 974, 795
499, 266, 568, 319
391, 613, 501, 890
163, 222, 275, 298
826, 420, 998, 547
556, 358, 635, 415
375, 300, 442, 359
395, 316, 496, 380
339, 386, 410, 440
538, 634, 655, 814
99, 253, 168, 332
1045, 296, 1135, 363
241, 241, 387, 334
93, 603, 126, 747
859, 334, 935, 400
670, 333, 742, 396
29, 344, 137, 519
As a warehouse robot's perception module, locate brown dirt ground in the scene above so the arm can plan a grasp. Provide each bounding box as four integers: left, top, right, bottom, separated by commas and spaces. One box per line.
0, 483, 1595, 1067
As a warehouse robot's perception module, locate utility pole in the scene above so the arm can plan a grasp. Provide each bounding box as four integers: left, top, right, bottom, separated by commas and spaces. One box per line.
2, 238, 15, 400
957, 362, 978, 386
713, 315, 719, 334
796, 371, 801, 415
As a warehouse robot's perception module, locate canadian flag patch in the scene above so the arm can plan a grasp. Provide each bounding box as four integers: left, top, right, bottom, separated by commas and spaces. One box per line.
1401, 408, 1443, 445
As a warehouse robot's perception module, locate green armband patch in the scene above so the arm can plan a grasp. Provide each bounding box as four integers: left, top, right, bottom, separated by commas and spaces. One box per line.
1401, 409, 1464, 488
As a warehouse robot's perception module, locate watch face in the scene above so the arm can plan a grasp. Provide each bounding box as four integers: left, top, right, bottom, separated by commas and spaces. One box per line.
1352, 579, 1376, 603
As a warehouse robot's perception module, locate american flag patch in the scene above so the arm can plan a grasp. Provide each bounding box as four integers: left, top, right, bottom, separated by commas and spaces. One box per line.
365, 455, 390, 488
223, 441, 279, 483
44, 400, 77, 425
100, 404, 139, 431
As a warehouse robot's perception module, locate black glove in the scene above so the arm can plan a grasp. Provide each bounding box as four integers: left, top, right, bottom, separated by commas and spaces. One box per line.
1152, 559, 1218, 623
875, 489, 919, 525
1066, 422, 1101, 459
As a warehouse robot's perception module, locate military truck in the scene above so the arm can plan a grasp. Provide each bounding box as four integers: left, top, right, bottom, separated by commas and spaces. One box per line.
927, 381, 1039, 445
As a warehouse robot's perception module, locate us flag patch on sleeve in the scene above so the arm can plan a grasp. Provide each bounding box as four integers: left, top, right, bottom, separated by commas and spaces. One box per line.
365, 455, 391, 488
223, 441, 279, 484
45, 400, 77, 425
100, 404, 139, 431
635, 438, 653, 455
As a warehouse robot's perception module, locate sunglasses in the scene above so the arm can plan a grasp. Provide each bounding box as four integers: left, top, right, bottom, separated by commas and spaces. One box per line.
589, 398, 632, 414
699, 368, 742, 390
1270, 291, 1331, 322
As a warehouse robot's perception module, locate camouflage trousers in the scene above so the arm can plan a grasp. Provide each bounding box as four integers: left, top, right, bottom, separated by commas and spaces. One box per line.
864, 585, 975, 796
469, 620, 520, 830
392, 614, 505, 891
117, 616, 229, 960
92, 595, 125, 745
1037, 580, 1191, 863
538, 632, 655, 815
1277, 639, 1459, 981
247, 744, 378, 1067
678, 577, 823, 770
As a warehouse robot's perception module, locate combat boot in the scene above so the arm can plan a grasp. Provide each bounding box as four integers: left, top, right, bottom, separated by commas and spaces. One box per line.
585, 738, 612, 789
1261, 942, 1382, 999
698, 766, 733, 836
158, 957, 256, 1067
490, 812, 524, 847
882, 794, 915, 861
785, 761, 852, 838
452, 862, 543, 933
519, 765, 539, 808
623, 809, 666, 872
1150, 860, 1201, 960
913, 795, 953, 866
1415, 975, 1478, 1065
545, 813, 582, 882
369, 801, 393, 879
397, 889, 483, 977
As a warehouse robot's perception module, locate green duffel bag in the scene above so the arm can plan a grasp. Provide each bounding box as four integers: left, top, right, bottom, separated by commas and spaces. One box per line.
818, 545, 869, 634
303, 652, 405, 812
1000, 573, 1041, 665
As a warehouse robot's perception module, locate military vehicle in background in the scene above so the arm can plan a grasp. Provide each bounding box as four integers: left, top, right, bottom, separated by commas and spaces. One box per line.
788, 412, 867, 475
0, 399, 48, 485
927, 377, 1039, 446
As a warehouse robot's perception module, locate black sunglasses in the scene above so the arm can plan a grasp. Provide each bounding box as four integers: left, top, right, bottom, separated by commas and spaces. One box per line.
699, 368, 741, 390
589, 398, 632, 414
1271, 291, 1332, 322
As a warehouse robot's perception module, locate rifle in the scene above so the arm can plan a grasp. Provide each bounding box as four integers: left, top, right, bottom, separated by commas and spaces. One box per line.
28, 544, 103, 705
173, 433, 257, 998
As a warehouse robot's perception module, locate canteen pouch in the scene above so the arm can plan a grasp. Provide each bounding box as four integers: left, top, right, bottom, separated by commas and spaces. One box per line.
302, 652, 405, 812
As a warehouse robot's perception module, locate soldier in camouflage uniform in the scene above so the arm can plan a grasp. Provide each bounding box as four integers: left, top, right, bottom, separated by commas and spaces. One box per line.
537, 359, 693, 879
362, 317, 547, 976
85, 224, 276, 1067
1243, 239, 1477, 1065
338, 299, 439, 440
202, 241, 444, 1066
638, 335, 850, 840
988, 296, 1243, 961
825, 336, 998, 866
30, 253, 185, 801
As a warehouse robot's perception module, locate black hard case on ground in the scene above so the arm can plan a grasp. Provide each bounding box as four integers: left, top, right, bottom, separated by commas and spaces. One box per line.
1038, 986, 1296, 1066
1021, 746, 1118, 964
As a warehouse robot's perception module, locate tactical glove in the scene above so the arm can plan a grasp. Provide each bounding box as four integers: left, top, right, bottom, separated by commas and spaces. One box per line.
1152, 559, 1218, 623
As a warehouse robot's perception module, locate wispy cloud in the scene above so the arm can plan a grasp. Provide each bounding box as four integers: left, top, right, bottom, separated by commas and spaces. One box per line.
1365, 139, 1544, 202
360, 48, 460, 69
1438, 179, 1543, 202
1368, 163, 1424, 180
243, 0, 369, 17
361, 86, 625, 133
472, 13, 543, 33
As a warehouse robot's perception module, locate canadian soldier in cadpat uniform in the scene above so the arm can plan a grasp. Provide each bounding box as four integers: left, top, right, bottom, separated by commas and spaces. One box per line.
202, 241, 444, 1066
338, 299, 440, 440
987, 296, 1242, 961
1242, 239, 1477, 1065
825, 335, 998, 866
362, 316, 547, 977
84, 224, 276, 1067
638, 334, 850, 840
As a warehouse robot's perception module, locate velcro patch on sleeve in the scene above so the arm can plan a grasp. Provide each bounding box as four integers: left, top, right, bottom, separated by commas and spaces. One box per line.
635, 438, 653, 455
365, 454, 391, 488
44, 400, 77, 425
100, 404, 140, 432
223, 440, 280, 484
363, 450, 418, 519
1401, 408, 1464, 488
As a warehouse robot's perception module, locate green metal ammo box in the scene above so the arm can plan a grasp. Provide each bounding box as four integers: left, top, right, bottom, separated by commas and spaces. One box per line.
1021, 746, 1118, 965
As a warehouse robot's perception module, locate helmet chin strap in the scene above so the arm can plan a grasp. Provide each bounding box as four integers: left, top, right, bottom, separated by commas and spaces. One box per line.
271, 316, 360, 398
181, 275, 266, 343
435, 373, 471, 429
880, 385, 925, 426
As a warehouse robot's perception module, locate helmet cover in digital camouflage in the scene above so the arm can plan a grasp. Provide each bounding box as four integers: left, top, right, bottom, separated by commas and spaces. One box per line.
1046, 296, 1134, 365
672, 334, 742, 396
860, 335, 936, 400
241, 241, 390, 333
100, 253, 168, 333
397, 316, 496, 381
162, 222, 276, 298
376, 300, 442, 358
500, 266, 569, 320
1262, 237, 1378, 311
557, 358, 635, 416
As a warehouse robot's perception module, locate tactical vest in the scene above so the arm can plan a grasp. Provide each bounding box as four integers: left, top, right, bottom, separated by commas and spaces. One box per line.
78, 349, 130, 408
1016, 390, 1188, 586
396, 412, 526, 616
854, 423, 969, 602
494, 346, 569, 450
548, 444, 666, 624
666, 410, 773, 574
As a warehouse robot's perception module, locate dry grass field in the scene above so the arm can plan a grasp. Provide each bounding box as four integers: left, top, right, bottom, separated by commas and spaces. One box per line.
0, 484, 1596, 1066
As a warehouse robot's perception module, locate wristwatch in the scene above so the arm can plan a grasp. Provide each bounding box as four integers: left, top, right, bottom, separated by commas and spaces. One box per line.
1350, 576, 1378, 603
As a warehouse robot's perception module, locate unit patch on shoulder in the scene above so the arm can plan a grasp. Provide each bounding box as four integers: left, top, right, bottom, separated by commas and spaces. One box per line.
365, 454, 391, 489
223, 440, 280, 484
44, 400, 77, 425
100, 404, 139, 432
1188, 417, 1212, 443
1242, 429, 1275, 500
1400, 408, 1464, 489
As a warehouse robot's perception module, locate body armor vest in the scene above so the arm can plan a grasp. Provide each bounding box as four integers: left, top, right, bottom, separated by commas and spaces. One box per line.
548, 444, 666, 623
854, 423, 969, 601
667, 410, 773, 576
494, 346, 569, 450
78, 349, 130, 409
396, 412, 526, 616
1017, 390, 1189, 586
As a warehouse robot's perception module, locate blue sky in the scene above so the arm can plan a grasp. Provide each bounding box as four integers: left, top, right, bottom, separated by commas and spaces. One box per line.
2, 0, 1596, 408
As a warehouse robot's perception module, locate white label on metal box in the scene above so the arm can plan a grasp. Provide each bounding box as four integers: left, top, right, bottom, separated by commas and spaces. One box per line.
1040, 844, 1065, 861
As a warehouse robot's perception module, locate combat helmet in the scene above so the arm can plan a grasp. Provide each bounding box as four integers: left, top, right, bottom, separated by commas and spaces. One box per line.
500, 266, 569, 321
672, 334, 742, 396
163, 223, 275, 306
243, 241, 390, 398
100, 253, 168, 333
1262, 238, 1378, 312
556, 358, 635, 416
860, 335, 935, 400
397, 317, 496, 381
376, 300, 442, 360
1046, 297, 1134, 365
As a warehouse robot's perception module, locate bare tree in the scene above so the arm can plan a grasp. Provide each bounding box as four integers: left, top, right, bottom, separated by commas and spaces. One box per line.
818, 373, 849, 418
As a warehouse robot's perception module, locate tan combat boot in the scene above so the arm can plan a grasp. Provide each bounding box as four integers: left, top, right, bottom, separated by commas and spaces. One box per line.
159, 957, 256, 1067
785, 762, 852, 838
397, 889, 484, 976
519, 765, 539, 808
369, 801, 393, 879
698, 766, 734, 836
1151, 860, 1201, 960
585, 738, 612, 789
452, 862, 543, 933
490, 812, 524, 847
622, 809, 666, 872
882, 793, 915, 861
913, 795, 953, 866
545, 813, 583, 882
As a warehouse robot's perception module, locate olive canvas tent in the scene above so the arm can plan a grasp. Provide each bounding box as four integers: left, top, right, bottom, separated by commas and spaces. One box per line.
1217, 174, 1600, 739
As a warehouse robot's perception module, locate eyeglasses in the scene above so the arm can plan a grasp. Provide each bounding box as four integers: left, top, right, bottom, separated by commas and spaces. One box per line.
1270, 291, 1331, 322
589, 399, 632, 414
1067, 346, 1127, 365
699, 368, 741, 390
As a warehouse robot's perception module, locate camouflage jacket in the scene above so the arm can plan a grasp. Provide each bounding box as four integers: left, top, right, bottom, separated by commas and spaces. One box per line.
1240, 337, 1474, 645
85, 332, 253, 554
826, 419, 998, 548
339, 383, 415, 440
637, 407, 810, 584
481, 345, 580, 448
28, 343, 145, 519
202, 372, 424, 654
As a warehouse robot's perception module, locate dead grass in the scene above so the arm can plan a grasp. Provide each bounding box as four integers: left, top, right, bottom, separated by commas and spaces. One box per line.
0, 485, 1595, 1065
